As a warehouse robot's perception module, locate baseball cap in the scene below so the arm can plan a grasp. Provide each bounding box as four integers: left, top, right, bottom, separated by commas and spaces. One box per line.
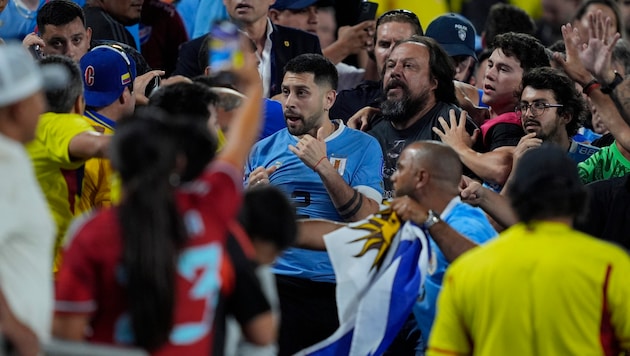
425, 13, 477, 60
271, 0, 333, 10
0, 42, 69, 107
80, 44, 137, 108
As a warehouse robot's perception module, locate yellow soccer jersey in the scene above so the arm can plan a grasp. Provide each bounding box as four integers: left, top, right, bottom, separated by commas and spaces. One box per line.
76, 111, 115, 214
26, 112, 95, 269
428, 221, 630, 356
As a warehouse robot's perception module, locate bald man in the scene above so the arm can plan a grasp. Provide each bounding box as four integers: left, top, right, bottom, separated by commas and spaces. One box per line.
298, 141, 497, 351
388, 141, 497, 350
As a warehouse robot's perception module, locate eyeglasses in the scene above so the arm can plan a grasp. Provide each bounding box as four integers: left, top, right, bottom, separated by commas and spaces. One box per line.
376, 9, 422, 30
92, 44, 134, 93
515, 101, 563, 117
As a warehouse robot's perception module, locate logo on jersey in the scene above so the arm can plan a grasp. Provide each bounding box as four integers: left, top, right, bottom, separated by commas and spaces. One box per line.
330, 156, 347, 175
84, 66, 95, 87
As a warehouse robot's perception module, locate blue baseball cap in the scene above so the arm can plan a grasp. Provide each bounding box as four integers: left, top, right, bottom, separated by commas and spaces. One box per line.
80, 45, 137, 108
426, 13, 477, 61
271, 0, 332, 10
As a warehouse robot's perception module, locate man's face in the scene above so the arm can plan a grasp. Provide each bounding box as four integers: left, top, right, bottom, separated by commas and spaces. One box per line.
381, 42, 436, 124
99, 0, 144, 26
317, 8, 336, 48
542, 0, 579, 26
270, 6, 318, 34
390, 147, 418, 197
519, 86, 567, 142
574, 4, 617, 44
374, 21, 415, 78
281, 71, 332, 137
41, 18, 91, 62
224, 0, 275, 25
482, 49, 523, 115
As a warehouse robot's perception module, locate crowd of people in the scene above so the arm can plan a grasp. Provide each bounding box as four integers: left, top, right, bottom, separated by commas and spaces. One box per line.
1, 0, 630, 355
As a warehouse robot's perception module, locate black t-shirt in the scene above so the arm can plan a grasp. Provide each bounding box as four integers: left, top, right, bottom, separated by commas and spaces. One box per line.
212, 233, 271, 355
368, 101, 479, 199
486, 123, 524, 151
329, 80, 382, 123
575, 175, 630, 250
84, 6, 137, 49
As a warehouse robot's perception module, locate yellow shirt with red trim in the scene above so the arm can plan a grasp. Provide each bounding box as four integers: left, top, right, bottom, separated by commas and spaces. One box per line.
76, 110, 115, 214
428, 221, 630, 356
26, 112, 95, 269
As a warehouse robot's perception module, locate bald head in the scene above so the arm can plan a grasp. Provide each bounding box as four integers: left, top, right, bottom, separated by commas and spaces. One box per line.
406, 141, 462, 187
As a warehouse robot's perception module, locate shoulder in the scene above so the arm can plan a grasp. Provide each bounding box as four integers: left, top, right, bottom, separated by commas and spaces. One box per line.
272, 24, 321, 51
65, 209, 118, 249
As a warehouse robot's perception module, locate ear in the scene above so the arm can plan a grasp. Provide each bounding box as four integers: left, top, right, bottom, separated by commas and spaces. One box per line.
324, 88, 336, 111
86, 27, 93, 44
268, 9, 280, 22
429, 76, 438, 93
73, 94, 86, 115
204, 66, 211, 76
415, 169, 429, 190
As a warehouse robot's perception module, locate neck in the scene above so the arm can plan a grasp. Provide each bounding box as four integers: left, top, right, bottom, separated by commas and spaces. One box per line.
391, 97, 436, 130
488, 102, 515, 118
554, 133, 571, 151
95, 106, 122, 122
244, 18, 269, 51
303, 116, 335, 139
414, 188, 457, 216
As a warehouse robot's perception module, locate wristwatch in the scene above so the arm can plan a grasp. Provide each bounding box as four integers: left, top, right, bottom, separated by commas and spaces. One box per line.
601, 72, 624, 94
423, 209, 441, 229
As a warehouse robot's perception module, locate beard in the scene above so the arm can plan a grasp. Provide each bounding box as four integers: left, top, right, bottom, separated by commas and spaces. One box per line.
380, 79, 430, 124
285, 110, 321, 136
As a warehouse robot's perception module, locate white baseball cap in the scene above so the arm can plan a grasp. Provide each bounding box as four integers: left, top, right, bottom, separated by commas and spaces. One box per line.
0, 42, 68, 107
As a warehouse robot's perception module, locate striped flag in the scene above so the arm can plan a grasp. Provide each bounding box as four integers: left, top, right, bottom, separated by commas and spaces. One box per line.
297, 207, 432, 356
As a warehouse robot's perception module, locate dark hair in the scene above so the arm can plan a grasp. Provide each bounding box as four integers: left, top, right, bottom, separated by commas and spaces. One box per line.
37, 0, 86, 33
519, 67, 586, 137
483, 3, 536, 47
573, 0, 622, 34
508, 144, 588, 223
490, 32, 549, 72
148, 84, 218, 182
110, 108, 189, 351
283, 53, 338, 90
612, 39, 630, 75
92, 40, 152, 76
39, 55, 83, 113
238, 185, 297, 250
547, 40, 566, 54
391, 35, 456, 104
376, 9, 423, 37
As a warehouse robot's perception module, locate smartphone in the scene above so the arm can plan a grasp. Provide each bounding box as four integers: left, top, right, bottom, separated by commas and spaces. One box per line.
356, 1, 378, 24
28, 44, 44, 60
208, 21, 243, 75
145, 75, 160, 97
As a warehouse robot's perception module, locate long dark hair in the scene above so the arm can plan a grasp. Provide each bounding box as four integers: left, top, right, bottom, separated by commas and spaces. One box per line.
109, 108, 190, 351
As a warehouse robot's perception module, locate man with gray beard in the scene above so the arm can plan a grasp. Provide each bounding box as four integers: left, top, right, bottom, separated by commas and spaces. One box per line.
368, 35, 479, 199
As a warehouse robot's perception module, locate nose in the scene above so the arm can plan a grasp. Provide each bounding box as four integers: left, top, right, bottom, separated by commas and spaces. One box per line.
484, 66, 496, 82
308, 6, 318, 23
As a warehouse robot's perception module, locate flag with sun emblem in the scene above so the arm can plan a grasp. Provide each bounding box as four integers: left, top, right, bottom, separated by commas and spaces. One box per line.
297, 206, 432, 356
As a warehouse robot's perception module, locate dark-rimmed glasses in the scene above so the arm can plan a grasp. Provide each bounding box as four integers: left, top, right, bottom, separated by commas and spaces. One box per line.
515, 101, 563, 117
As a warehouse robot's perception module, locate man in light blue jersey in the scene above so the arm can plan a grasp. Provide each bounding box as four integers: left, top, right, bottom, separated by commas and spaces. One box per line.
245, 53, 383, 356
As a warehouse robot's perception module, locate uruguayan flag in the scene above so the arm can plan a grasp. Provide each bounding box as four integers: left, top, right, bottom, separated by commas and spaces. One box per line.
297, 208, 432, 356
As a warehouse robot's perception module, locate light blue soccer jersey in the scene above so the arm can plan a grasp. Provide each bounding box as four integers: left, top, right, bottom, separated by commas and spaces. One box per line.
245, 120, 384, 282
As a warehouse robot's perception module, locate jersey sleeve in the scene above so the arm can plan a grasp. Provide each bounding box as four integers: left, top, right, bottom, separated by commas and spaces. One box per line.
577, 149, 605, 184
351, 137, 384, 203
427, 266, 472, 356
54, 218, 99, 315
38, 115, 96, 169
196, 160, 243, 223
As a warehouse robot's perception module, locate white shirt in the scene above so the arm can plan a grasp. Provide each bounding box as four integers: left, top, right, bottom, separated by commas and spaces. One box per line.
258, 18, 274, 98
0, 133, 55, 342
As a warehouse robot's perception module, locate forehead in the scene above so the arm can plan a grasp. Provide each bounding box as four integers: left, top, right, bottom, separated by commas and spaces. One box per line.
282, 71, 317, 86
520, 86, 557, 101
389, 42, 429, 61
376, 21, 415, 41
585, 4, 617, 25
42, 17, 86, 37
489, 48, 522, 68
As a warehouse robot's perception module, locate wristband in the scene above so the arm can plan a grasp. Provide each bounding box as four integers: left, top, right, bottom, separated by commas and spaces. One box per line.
313, 156, 328, 170
601, 72, 623, 94
582, 79, 601, 95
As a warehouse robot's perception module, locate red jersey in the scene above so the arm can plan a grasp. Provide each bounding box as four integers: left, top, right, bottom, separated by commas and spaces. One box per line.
55, 161, 242, 355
